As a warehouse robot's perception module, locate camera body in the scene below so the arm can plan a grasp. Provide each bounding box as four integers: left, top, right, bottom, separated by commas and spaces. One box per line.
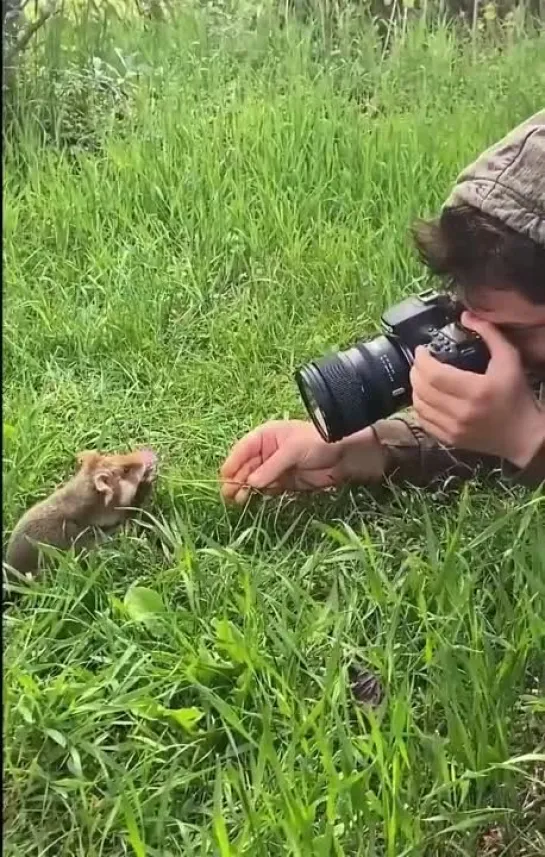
381, 288, 490, 372
295, 289, 491, 443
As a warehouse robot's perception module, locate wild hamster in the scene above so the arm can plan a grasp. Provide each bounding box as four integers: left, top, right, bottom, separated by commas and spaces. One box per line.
4, 448, 158, 580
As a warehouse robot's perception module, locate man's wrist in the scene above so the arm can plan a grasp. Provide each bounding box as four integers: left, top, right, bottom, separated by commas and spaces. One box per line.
505, 410, 545, 469
336, 427, 387, 484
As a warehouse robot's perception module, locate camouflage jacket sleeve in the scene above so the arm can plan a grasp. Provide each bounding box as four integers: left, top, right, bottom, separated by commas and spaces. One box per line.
370, 380, 545, 490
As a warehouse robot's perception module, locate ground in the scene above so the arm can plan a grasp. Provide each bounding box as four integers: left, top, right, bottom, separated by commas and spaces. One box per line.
3, 11, 545, 856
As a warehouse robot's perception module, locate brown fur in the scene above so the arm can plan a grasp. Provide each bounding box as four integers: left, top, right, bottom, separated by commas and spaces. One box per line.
4, 448, 158, 580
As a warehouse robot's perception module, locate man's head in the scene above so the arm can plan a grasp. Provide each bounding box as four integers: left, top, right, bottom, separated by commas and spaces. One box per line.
412, 111, 545, 367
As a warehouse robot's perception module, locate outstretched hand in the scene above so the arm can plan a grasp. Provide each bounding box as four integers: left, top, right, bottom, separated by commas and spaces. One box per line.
219, 420, 345, 505
219, 419, 387, 504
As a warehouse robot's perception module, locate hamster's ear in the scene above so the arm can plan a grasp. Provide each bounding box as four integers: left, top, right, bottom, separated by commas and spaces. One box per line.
93, 469, 115, 506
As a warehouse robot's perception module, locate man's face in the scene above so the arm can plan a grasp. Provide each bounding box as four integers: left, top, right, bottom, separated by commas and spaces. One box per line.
462, 288, 545, 369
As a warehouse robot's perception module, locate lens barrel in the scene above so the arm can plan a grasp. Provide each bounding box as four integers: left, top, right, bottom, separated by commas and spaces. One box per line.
295, 335, 411, 443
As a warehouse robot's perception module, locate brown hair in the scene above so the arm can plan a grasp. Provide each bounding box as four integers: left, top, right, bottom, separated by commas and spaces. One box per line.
412, 204, 545, 305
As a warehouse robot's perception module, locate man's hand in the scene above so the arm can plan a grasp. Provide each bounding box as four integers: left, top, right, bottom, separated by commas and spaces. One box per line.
219, 420, 386, 504
410, 311, 545, 468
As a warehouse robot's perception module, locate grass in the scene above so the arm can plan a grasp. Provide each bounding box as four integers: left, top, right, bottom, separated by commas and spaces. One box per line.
3, 10, 545, 856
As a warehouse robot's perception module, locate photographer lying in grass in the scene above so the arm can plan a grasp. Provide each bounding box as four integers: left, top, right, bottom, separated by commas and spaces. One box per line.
220, 112, 545, 503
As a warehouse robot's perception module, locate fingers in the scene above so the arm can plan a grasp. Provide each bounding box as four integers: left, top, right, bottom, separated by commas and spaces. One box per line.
221, 455, 263, 501
220, 423, 292, 505
233, 480, 284, 506
220, 425, 270, 479
233, 486, 251, 505
410, 371, 462, 421
412, 347, 481, 397
221, 445, 293, 503
246, 443, 299, 490
220, 429, 260, 479
461, 311, 520, 371
412, 392, 453, 442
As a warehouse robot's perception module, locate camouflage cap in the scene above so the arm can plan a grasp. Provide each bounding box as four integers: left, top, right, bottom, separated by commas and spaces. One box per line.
443, 110, 545, 247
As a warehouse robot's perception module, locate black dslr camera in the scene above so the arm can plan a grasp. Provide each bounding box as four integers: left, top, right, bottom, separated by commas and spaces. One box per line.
294, 289, 490, 443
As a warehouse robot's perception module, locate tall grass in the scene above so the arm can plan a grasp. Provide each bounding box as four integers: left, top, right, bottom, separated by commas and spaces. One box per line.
3, 11, 545, 856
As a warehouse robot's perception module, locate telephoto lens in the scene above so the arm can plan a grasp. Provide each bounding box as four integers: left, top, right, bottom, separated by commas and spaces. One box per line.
294, 334, 413, 443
